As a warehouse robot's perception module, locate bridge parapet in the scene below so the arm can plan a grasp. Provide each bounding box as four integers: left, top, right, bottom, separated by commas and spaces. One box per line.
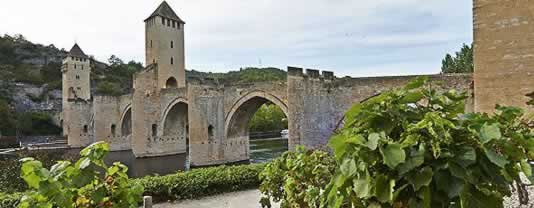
109, 135, 131, 151
287, 66, 334, 80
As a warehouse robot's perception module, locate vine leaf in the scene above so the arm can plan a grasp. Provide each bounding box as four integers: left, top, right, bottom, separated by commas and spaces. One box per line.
480, 123, 501, 144
408, 166, 433, 191
380, 143, 406, 169
366, 133, 380, 150
375, 174, 395, 203
484, 148, 508, 168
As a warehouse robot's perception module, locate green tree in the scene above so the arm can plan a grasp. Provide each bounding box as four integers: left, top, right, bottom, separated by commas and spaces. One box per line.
17, 112, 61, 136
249, 104, 288, 132
0, 100, 17, 136
441, 43, 473, 73
108, 55, 124, 66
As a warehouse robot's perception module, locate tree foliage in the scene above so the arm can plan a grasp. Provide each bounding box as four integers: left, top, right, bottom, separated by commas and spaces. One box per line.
441, 44, 473, 74
187, 67, 286, 84
249, 104, 288, 133
17, 112, 62, 136
18, 142, 143, 208
322, 77, 533, 208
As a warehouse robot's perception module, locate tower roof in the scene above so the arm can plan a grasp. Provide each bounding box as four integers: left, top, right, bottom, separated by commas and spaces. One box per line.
68, 44, 88, 58
145, 1, 185, 23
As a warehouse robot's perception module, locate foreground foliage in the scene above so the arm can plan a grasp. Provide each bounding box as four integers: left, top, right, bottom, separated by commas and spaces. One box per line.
1, 161, 264, 207
18, 142, 143, 208
259, 146, 335, 208
0, 150, 79, 193
324, 77, 534, 207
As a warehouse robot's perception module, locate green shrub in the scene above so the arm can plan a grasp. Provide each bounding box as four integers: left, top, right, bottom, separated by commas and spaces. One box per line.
0, 192, 22, 208
324, 77, 534, 207
0, 159, 264, 207
18, 142, 143, 208
0, 149, 79, 193
136, 163, 264, 202
259, 146, 335, 208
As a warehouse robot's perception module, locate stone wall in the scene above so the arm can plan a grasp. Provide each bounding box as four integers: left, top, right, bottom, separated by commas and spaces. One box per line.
287, 67, 473, 149
473, 0, 534, 114
92, 94, 133, 151
63, 100, 93, 147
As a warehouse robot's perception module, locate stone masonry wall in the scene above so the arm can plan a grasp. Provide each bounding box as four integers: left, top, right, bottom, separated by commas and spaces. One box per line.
288, 67, 474, 149
473, 0, 534, 114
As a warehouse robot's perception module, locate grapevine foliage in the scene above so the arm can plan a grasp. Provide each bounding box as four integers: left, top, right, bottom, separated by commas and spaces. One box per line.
259, 146, 336, 208
324, 77, 534, 208
18, 142, 144, 208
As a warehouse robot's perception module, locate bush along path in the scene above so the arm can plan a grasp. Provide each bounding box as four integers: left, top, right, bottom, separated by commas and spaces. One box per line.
0, 143, 264, 208
259, 77, 534, 208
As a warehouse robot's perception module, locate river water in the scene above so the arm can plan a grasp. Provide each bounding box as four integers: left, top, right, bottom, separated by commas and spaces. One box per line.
249, 137, 288, 163
103, 137, 288, 177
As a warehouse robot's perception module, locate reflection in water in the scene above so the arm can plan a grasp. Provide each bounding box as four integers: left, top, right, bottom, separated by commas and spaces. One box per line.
103, 137, 287, 178
105, 151, 186, 178
250, 137, 288, 163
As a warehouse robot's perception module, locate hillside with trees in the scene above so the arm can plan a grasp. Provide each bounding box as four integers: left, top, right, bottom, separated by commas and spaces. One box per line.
0, 34, 288, 137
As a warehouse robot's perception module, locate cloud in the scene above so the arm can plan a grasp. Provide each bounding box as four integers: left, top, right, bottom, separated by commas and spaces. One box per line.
0, 0, 472, 77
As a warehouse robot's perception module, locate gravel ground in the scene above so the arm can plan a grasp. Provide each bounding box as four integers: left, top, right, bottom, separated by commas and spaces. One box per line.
150, 183, 534, 208
153, 189, 279, 208
504, 175, 534, 208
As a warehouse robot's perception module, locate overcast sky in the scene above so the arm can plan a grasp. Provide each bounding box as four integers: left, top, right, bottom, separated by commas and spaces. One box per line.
0, 0, 473, 77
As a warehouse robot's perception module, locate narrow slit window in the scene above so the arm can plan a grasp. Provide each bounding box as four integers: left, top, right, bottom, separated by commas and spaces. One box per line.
171, 57, 174, 65
171, 41, 174, 48
152, 124, 158, 137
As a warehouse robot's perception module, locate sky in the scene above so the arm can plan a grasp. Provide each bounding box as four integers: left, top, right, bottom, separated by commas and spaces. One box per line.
0, 0, 473, 77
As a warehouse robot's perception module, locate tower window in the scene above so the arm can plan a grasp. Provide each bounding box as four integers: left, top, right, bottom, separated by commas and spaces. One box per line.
111, 124, 116, 137
153, 59, 156, 63
171, 41, 174, 48
172, 21, 175, 28
162, 17, 165, 25
150, 40, 153, 48
76, 75, 80, 79
167, 19, 170, 27
177, 23, 181, 30
74, 64, 77, 69
208, 125, 214, 141
171, 57, 174, 65
81, 65, 84, 70
83, 125, 88, 133
152, 124, 158, 137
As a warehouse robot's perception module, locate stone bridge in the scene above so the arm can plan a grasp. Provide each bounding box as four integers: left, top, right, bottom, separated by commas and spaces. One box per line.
84, 67, 472, 167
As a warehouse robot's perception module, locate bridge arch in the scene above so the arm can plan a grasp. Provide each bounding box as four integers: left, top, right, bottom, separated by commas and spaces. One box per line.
119, 105, 132, 136
161, 97, 189, 138
224, 91, 289, 152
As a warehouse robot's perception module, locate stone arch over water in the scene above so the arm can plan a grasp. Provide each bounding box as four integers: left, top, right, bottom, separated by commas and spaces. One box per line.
224, 91, 289, 159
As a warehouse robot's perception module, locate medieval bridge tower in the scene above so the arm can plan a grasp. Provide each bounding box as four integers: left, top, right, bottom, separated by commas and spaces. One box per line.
61, 0, 530, 168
